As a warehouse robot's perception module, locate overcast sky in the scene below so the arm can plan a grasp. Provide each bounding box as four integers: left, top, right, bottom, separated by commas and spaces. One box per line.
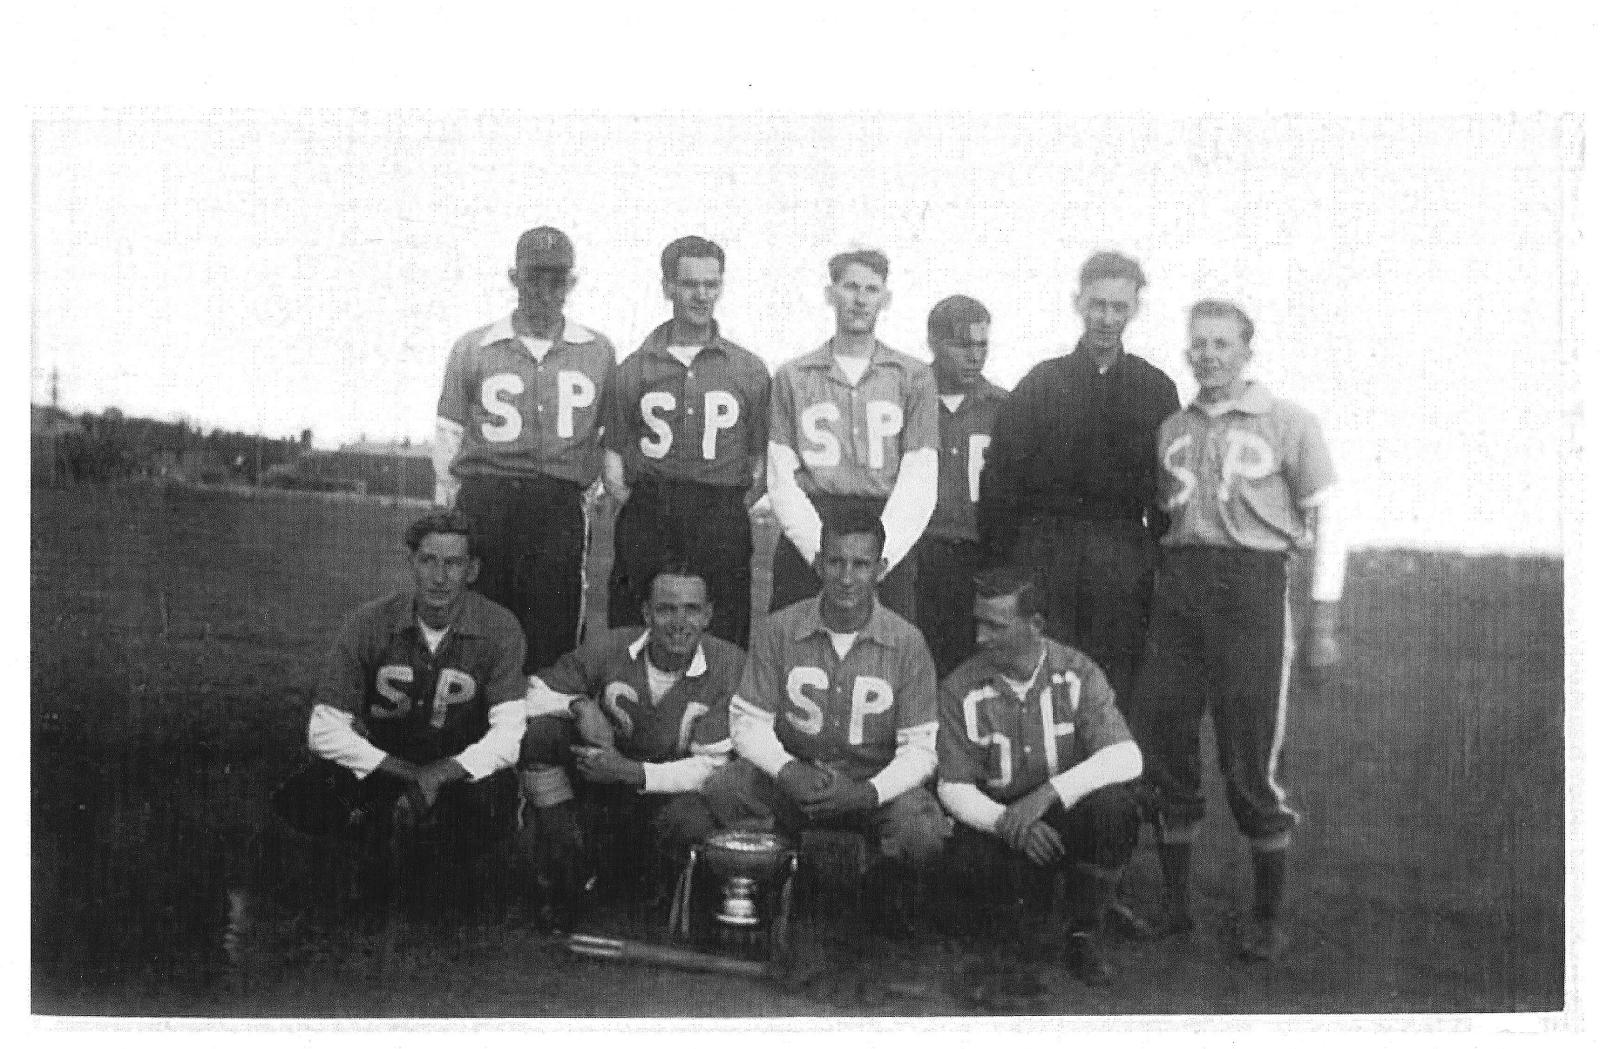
31, 113, 1576, 554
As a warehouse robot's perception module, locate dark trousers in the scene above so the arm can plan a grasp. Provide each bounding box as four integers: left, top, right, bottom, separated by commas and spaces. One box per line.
1012, 516, 1157, 712
913, 535, 983, 677
939, 783, 1140, 907
520, 715, 720, 865
457, 473, 588, 673
271, 759, 519, 856
608, 477, 753, 648
1130, 547, 1298, 847
701, 758, 945, 870
769, 495, 917, 620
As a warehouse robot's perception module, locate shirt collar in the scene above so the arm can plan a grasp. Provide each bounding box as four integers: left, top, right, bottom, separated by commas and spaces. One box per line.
794, 338, 903, 376
627, 629, 708, 677
1190, 380, 1273, 417
789, 597, 898, 648
383, 589, 490, 640
640, 320, 729, 360
942, 379, 1005, 409
1069, 335, 1124, 372
477, 313, 596, 350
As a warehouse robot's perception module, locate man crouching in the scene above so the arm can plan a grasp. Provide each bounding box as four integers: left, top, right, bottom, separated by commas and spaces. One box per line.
936, 566, 1143, 986
518, 561, 739, 930
701, 508, 945, 935
271, 510, 527, 913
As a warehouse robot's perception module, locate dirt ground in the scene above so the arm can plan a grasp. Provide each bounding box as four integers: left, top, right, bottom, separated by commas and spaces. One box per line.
30, 482, 1566, 1016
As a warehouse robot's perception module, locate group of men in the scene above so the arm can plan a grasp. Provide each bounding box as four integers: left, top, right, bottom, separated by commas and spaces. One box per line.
272, 227, 1346, 987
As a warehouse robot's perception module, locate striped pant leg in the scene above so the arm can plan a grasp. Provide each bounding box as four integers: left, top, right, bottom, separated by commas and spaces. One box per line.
1129, 555, 1211, 842
1203, 551, 1298, 848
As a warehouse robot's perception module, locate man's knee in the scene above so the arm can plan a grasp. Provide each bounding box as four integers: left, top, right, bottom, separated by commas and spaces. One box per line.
1072, 783, 1141, 867
652, 793, 718, 854
520, 714, 575, 768
701, 759, 776, 831
878, 787, 947, 868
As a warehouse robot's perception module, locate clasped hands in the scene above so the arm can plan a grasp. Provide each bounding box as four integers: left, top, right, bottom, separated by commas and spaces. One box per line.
776, 760, 879, 820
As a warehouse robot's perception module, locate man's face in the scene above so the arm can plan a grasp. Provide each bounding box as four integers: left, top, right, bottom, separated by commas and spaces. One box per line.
663, 255, 723, 329
817, 531, 886, 617
410, 532, 479, 624
509, 264, 573, 314
973, 593, 1041, 677
1074, 276, 1141, 351
825, 263, 891, 336
931, 332, 989, 391
642, 573, 713, 659
1187, 314, 1253, 392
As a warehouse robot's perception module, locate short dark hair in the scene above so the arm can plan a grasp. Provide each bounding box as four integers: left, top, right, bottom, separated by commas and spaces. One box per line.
1189, 298, 1255, 346
1079, 251, 1147, 291
404, 509, 478, 558
660, 236, 725, 281
973, 564, 1045, 621
828, 248, 889, 283
645, 557, 714, 606
819, 506, 887, 559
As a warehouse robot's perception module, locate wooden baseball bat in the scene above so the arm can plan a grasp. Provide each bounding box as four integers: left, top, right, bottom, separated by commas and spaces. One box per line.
566, 934, 770, 979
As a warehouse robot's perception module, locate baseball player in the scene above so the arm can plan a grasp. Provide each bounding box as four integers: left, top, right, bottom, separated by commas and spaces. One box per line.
270, 510, 527, 910
517, 561, 740, 930
1132, 299, 1345, 961
701, 507, 945, 934
601, 235, 770, 647
432, 226, 617, 673
937, 566, 1143, 986
765, 247, 939, 620
979, 251, 1179, 709
913, 295, 1008, 677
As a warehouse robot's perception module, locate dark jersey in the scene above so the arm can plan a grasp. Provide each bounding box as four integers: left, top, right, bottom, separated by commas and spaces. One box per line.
314, 590, 527, 766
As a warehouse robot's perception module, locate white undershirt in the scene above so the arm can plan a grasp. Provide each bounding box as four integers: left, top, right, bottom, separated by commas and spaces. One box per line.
645, 659, 683, 704
667, 345, 704, 369
834, 355, 871, 386
418, 621, 449, 654
827, 631, 858, 660
519, 335, 555, 361
940, 393, 966, 413
999, 650, 1046, 700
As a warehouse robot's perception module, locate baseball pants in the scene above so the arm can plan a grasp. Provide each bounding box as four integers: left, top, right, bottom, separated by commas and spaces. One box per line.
1012, 516, 1157, 713
700, 757, 945, 870
271, 759, 519, 855
913, 535, 983, 677
938, 783, 1140, 909
769, 495, 917, 620
457, 473, 587, 674
608, 476, 753, 648
1130, 547, 1298, 849
519, 714, 720, 862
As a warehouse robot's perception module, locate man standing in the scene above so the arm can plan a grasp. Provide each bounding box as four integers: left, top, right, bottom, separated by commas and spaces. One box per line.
914, 295, 1007, 677
601, 236, 770, 647
937, 566, 1143, 985
516, 562, 741, 928
766, 248, 938, 619
1133, 300, 1344, 961
702, 509, 945, 932
433, 226, 617, 672
271, 510, 528, 909
979, 251, 1179, 709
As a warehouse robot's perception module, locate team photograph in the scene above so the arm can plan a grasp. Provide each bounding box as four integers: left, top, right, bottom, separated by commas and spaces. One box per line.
26, 85, 1579, 1029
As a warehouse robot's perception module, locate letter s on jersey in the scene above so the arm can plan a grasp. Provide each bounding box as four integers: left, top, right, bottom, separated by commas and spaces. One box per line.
640, 392, 676, 459
799, 403, 842, 468
1161, 433, 1196, 510
373, 665, 415, 719
480, 373, 525, 442
784, 667, 828, 735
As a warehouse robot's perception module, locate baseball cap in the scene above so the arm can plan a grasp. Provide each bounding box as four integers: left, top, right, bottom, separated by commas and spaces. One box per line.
927, 295, 991, 345
515, 226, 575, 270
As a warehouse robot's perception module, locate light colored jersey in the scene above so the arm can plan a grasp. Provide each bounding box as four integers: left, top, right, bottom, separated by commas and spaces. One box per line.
937, 638, 1131, 804
769, 339, 938, 499
736, 597, 937, 781
1157, 382, 1336, 552
437, 314, 616, 486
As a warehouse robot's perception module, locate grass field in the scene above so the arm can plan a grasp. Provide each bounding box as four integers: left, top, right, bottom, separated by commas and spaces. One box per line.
30, 481, 1565, 1016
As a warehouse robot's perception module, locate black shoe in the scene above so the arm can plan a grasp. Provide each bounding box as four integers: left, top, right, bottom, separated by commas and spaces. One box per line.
1066, 932, 1115, 987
